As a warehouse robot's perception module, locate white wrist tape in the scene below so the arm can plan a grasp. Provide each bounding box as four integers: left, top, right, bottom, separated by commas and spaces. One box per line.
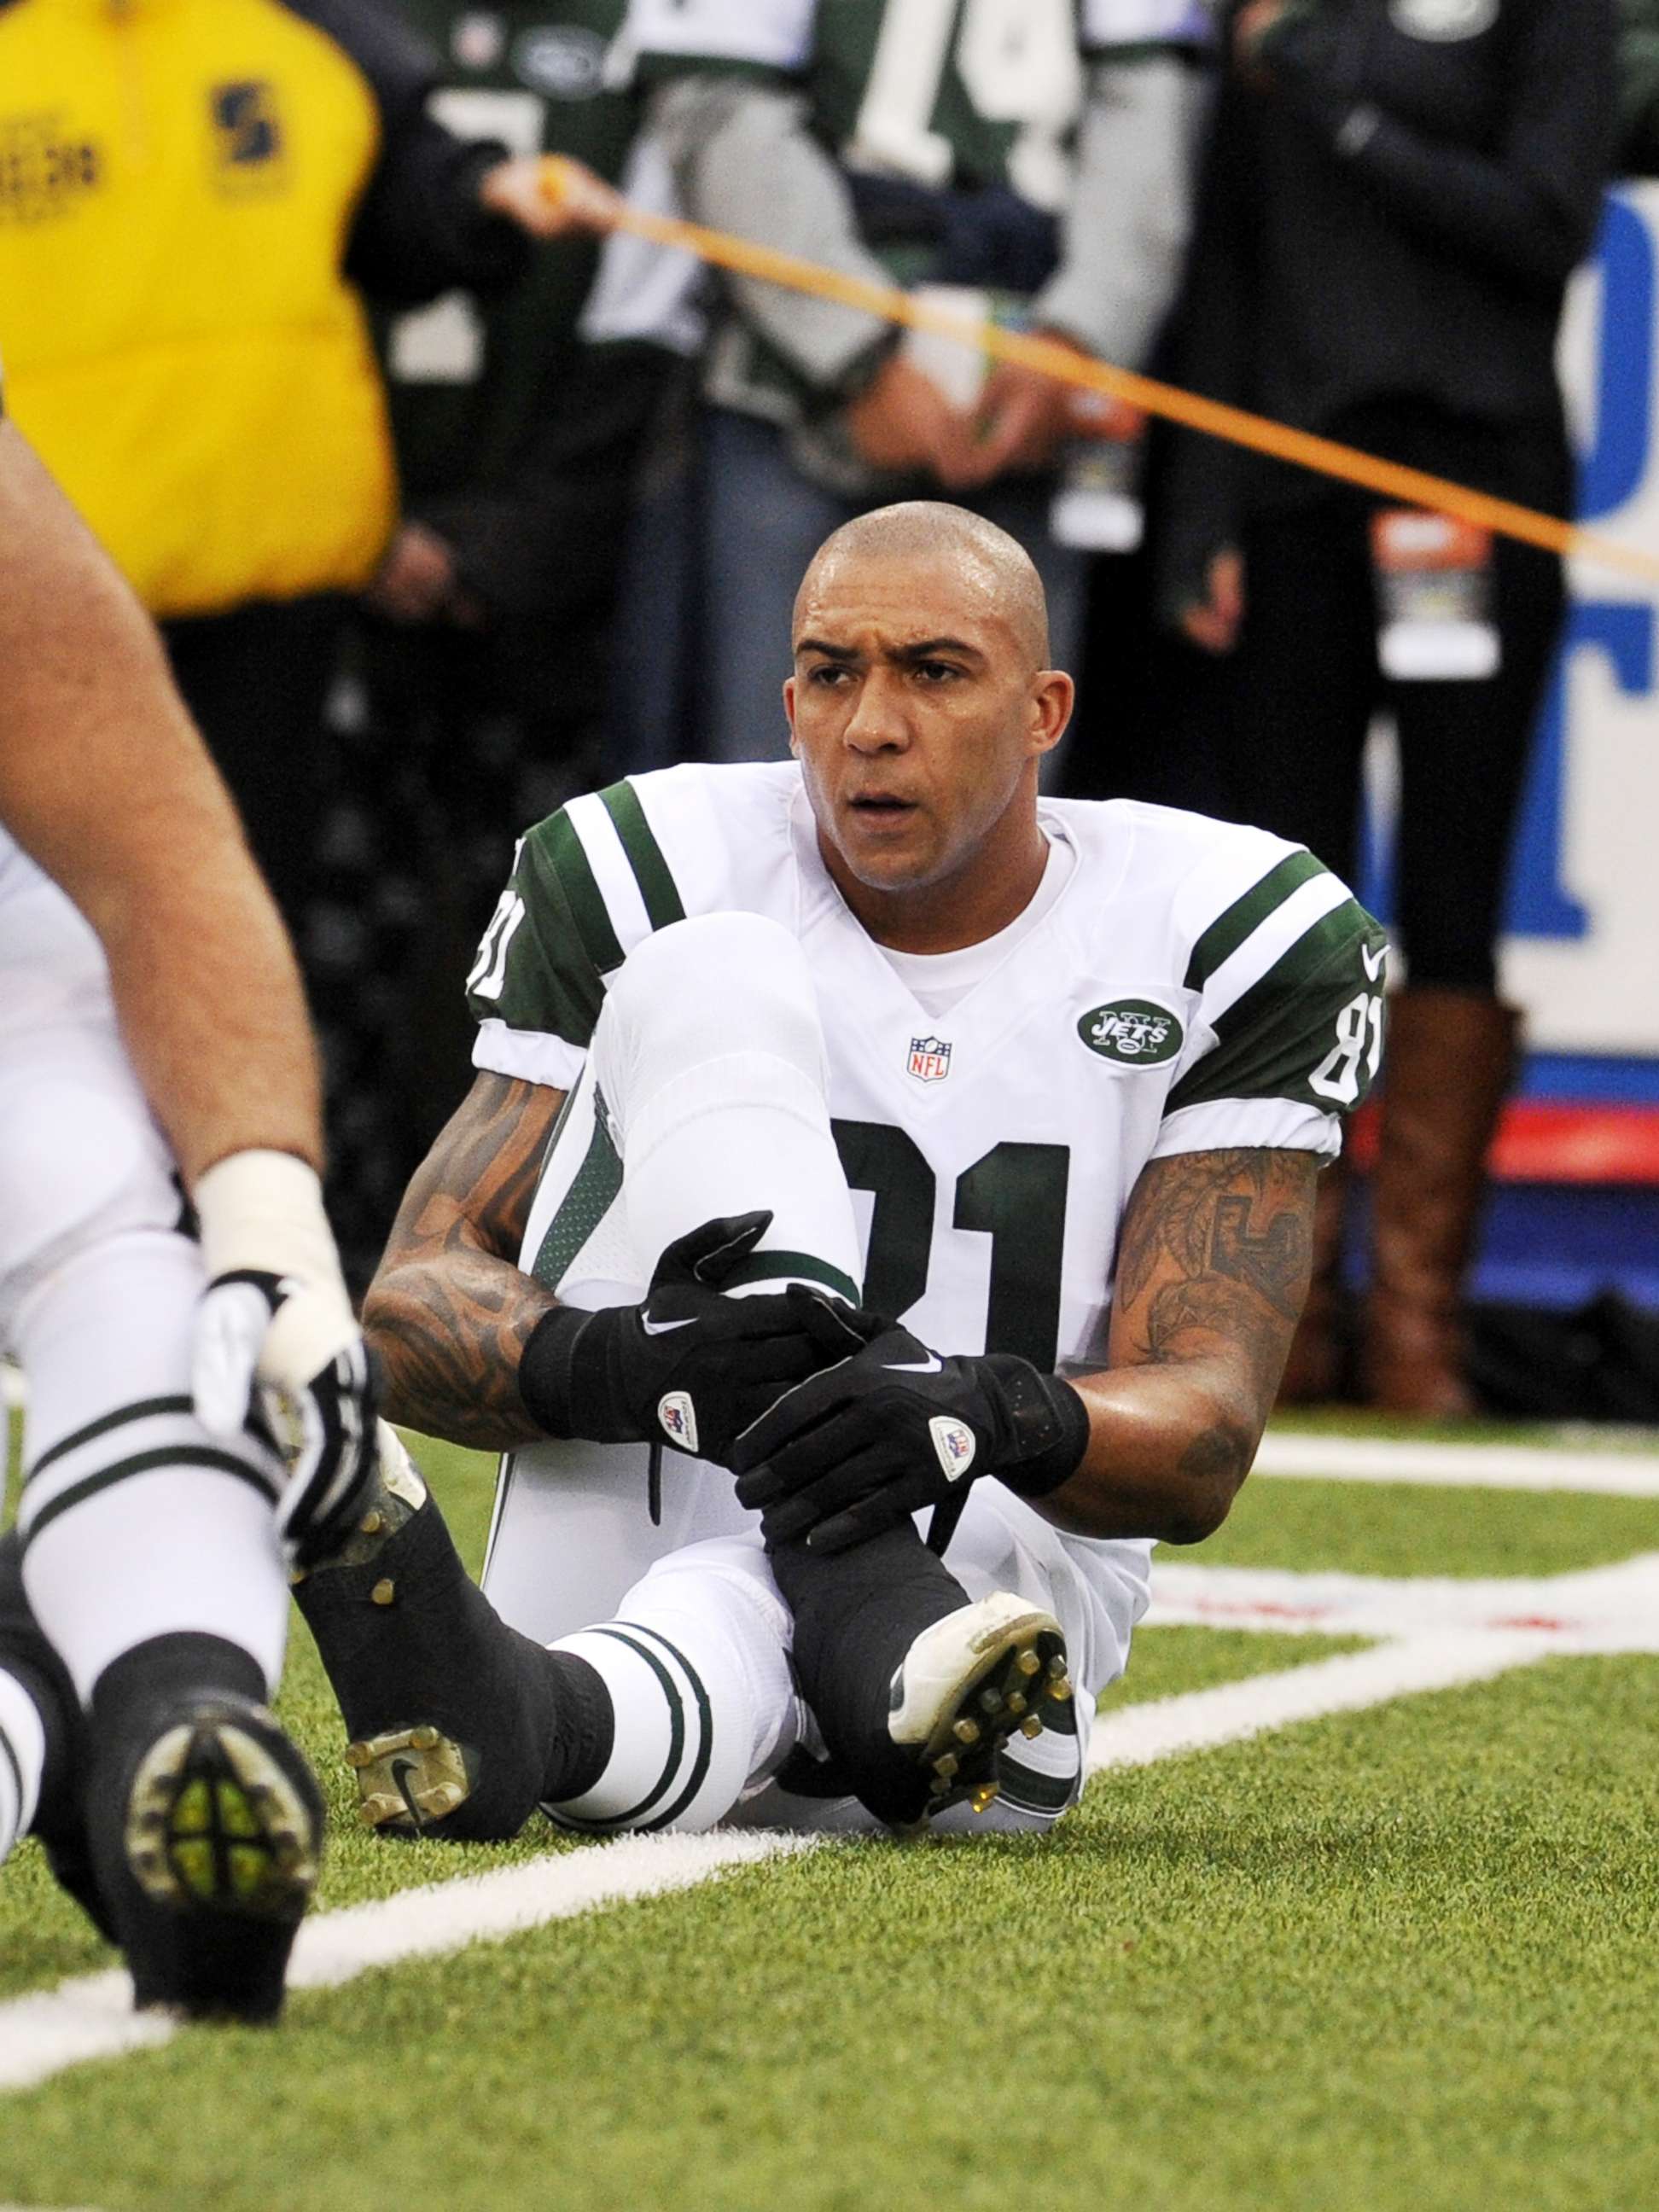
194, 1150, 346, 1295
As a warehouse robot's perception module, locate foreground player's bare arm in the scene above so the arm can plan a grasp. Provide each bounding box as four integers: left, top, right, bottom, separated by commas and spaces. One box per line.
1042, 1146, 1317, 1544
0, 422, 321, 1185
364, 1072, 567, 1449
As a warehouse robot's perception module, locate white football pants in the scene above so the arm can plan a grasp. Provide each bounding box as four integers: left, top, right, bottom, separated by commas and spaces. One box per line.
0, 1017, 289, 1709
482, 914, 1146, 1836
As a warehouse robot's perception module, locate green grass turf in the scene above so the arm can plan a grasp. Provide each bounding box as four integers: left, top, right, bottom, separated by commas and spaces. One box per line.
1266, 1407, 1659, 1452
1201, 1469, 1659, 1577
2, 1651, 1654, 2212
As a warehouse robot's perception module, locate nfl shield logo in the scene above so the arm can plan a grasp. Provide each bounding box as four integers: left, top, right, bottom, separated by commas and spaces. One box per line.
907, 1035, 952, 1084
657, 1391, 699, 1454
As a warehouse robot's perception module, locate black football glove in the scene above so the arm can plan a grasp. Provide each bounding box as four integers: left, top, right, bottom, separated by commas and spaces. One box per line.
730, 1294, 1091, 1552
516, 1213, 834, 1466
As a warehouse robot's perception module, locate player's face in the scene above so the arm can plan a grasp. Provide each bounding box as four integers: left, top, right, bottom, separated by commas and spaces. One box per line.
784, 550, 1072, 900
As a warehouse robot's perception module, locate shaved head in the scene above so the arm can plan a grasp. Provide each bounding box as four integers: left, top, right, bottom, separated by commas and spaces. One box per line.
795, 502, 1051, 672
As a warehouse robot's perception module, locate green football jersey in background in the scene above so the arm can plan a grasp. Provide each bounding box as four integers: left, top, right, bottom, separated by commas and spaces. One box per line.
383, 0, 638, 504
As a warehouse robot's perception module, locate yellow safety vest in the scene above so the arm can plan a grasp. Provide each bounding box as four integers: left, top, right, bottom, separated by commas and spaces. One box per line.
0, 0, 397, 617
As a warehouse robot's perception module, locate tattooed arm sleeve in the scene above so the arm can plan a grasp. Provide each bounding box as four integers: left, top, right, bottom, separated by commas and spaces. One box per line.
1030, 1147, 1317, 1545
362, 1071, 568, 1451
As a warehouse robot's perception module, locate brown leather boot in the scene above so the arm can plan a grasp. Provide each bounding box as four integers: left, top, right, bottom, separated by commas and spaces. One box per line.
1276, 1157, 1349, 1405
1364, 988, 1519, 1417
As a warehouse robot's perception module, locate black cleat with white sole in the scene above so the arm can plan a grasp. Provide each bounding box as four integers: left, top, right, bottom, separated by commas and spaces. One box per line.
292, 1427, 571, 1842
887, 1593, 1074, 1823
93, 1693, 323, 2023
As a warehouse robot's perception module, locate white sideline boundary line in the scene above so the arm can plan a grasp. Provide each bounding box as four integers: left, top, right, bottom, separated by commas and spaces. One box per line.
1086, 1631, 1549, 1773
0, 1831, 812, 2097
1252, 1430, 1659, 1495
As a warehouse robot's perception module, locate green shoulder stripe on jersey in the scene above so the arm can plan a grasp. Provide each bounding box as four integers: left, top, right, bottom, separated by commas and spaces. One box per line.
1183, 850, 1328, 993
599, 781, 686, 932
1166, 906, 1388, 1119
1204, 897, 1373, 1049
543, 810, 626, 976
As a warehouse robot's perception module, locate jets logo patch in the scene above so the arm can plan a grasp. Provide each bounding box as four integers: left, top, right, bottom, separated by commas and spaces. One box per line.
928, 1417, 976, 1482
1078, 1000, 1184, 1067
658, 1392, 699, 1453
907, 1036, 952, 1084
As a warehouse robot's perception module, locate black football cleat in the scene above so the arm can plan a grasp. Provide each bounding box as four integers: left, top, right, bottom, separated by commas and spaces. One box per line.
886, 1592, 1073, 1822
291, 1427, 562, 1842
92, 1692, 323, 2023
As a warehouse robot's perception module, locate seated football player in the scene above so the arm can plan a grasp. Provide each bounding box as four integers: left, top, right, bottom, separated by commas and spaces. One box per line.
0, 418, 377, 2019
294, 502, 1385, 1838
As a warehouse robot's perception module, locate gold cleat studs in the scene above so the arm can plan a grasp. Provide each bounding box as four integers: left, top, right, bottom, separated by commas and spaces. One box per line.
370, 1579, 396, 1607
410, 1726, 439, 1751
953, 1718, 981, 1746
1020, 1714, 1044, 1739
1047, 1677, 1074, 1703
979, 1686, 1004, 1714
934, 1753, 959, 1781
969, 1784, 999, 1815
1006, 1693, 1027, 1718
1016, 1650, 1042, 1678
359, 1511, 384, 1537
345, 1741, 373, 1770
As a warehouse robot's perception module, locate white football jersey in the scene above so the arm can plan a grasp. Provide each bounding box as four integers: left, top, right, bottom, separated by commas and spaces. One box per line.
470, 762, 1386, 1376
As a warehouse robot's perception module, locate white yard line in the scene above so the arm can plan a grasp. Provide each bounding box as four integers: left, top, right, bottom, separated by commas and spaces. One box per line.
1086, 1631, 1551, 1773
1148, 1551, 1659, 1650
0, 1830, 812, 2097
1253, 1430, 1659, 1495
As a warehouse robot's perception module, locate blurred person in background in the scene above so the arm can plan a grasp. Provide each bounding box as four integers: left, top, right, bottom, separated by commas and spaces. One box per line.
0, 0, 611, 942
1138, 0, 1615, 1417
340, 0, 682, 1248
1615, 0, 1659, 171
627, 0, 1214, 764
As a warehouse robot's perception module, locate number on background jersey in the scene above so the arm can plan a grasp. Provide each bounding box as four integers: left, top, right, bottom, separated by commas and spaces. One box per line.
833, 1121, 1071, 1368
847, 0, 1082, 207
1309, 992, 1384, 1106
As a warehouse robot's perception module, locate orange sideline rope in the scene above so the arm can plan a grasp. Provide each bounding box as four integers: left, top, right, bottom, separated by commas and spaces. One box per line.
541, 156, 1659, 588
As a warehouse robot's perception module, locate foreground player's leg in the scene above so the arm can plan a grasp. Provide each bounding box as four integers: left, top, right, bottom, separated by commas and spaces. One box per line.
14, 1229, 319, 2018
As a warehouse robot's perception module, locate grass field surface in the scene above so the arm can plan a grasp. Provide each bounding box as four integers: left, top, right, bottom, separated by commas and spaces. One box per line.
2, 1419, 1656, 2211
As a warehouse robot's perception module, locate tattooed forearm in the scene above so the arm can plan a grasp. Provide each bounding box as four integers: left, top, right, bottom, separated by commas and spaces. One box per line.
1035, 1150, 1321, 1547
363, 1070, 566, 1451
1114, 1148, 1317, 1396
367, 1254, 554, 1449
